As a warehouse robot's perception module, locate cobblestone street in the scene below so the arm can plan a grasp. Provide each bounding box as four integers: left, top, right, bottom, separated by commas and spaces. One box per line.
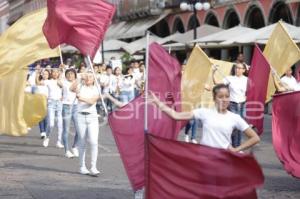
0, 115, 300, 199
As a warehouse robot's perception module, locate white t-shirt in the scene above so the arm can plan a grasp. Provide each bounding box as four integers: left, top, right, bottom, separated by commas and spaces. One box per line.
281, 76, 300, 91
62, 80, 77, 105
36, 85, 48, 98
120, 76, 135, 92
192, 108, 249, 149
28, 71, 36, 86
223, 75, 248, 103
107, 74, 117, 93
77, 85, 99, 113
44, 79, 62, 100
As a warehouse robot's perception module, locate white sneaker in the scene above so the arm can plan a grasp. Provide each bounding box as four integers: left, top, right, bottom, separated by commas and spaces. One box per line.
184, 135, 190, 142
43, 138, 49, 148
72, 147, 79, 157
134, 189, 144, 199
40, 132, 46, 139
65, 150, 74, 158
56, 141, 64, 149
90, 167, 100, 176
79, 166, 90, 175
191, 139, 198, 144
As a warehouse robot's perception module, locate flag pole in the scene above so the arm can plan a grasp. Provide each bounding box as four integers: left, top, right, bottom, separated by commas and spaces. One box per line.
86, 55, 108, 116
144, 31, 150, 134
58, 45, 64, 65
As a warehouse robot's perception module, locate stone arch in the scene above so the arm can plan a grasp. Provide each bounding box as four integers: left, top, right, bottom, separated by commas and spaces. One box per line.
187, 14, 200, 31
205, 12, 220, 27
150, 19, 170, 37
223, 8, 241, 29
172, 16, 185, 33
296, 3, 300, 26
244, 5, 265, 29
269, 1, 293, 24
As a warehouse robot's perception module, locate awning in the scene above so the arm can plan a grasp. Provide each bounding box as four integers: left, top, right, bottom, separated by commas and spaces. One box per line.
61, 39, 128, 53
221, 21, 300, 45
103, 39, 128, 51
286, 0, 300, 3
105, 11, 170, 40
169, 24, 223, 44
190, 25, 255, 43
122, 35, 162, 54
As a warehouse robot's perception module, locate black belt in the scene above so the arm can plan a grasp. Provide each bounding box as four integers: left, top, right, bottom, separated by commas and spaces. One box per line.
79, 112, 91, 115
230, 101, 245, 105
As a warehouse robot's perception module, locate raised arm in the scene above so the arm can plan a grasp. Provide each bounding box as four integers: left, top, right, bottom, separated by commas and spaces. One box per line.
150, 92, 193, 120
35, 70, 43, 85
212, 66, 222, 85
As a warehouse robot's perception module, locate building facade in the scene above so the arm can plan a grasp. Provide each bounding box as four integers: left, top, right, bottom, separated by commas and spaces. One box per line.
1, 0, 299, 34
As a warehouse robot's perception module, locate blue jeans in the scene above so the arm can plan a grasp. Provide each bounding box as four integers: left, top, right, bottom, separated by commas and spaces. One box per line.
184, 119, 197, 139
229, 101, 245, 147
120, 90, 134, 104
62, 104, 79, 152
39, 116, 47, 133
46, 99, 63, 143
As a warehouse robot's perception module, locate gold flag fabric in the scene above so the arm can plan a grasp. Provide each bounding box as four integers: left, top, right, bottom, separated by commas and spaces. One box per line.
0, 8, 59, 78
0, 70, 28, 136
23, 93, 47, 128
263, 21, 300, 102
181, 46, 212, 112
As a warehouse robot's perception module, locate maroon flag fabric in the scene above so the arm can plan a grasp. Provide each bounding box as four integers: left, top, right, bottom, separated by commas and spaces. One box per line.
43, 0, 115, 59
108, 43, 183, 191
272, 91, 300, 178
246, 45, 270, 135
145, 134, 264, 199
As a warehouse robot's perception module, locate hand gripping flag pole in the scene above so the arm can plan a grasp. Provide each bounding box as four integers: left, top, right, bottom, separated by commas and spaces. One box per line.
86, 55, 108, 116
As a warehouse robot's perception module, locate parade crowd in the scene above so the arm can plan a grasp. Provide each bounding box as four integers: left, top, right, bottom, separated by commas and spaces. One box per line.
24, 53, 300, 176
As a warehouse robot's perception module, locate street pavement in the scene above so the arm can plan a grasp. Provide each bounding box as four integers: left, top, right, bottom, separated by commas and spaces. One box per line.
0, 115, 300, 199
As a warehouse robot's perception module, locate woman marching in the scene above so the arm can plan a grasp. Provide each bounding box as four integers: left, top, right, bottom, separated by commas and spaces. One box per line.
213, 63, 248, 148
37, 68, 63, 148
72, 72, 101, 175
61, 68, 80, 158
150, 84, 259, 152
35, 68, 51, 139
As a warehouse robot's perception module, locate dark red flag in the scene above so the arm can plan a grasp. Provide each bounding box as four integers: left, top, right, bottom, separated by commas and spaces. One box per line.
108, 43, 183, 191
145, 134, 264, 199
272, 91, 300, 178
43, 0, 115, 59
246, 45, 271, 135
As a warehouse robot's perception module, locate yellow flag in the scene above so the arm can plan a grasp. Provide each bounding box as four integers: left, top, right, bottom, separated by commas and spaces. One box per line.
201, 59, 233, 108
0, 8, 59, 78
181, 46, 212, 112
263, 21, 300, 102
0, 70, 28, 136
23, 93, 47, 128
